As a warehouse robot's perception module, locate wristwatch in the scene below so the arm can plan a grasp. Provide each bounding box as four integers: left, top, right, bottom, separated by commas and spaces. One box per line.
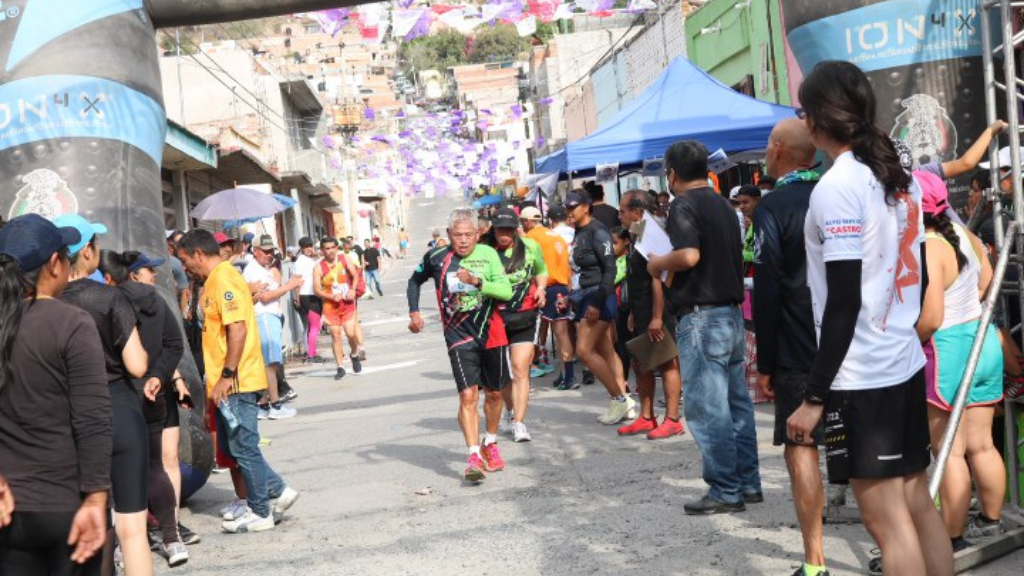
221, 367, 237, 379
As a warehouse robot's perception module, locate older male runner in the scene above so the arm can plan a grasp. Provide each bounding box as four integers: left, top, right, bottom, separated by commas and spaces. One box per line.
408, 208, 513, 482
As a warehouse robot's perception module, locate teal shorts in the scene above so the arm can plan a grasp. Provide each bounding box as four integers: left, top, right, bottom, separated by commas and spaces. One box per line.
927, 320, 1003, 411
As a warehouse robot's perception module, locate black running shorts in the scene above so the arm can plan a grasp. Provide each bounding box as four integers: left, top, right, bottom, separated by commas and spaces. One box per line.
773, 368, 825, 447
448, 346, 512, 393
824, 369, 930, 484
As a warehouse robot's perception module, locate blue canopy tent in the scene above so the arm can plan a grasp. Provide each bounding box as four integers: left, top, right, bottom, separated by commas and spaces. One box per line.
563, 57, 797, 172
535, 149, 567, 174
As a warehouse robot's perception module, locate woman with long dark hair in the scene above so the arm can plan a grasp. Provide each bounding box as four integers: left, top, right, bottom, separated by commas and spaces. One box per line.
487, 208, 548, 443
914, 172, 1006, 550
54, 215, 155, 576
99, 250, 191, 566
563, 190, 635, 424
0, 215, 110, 574
786, 61, 953, 576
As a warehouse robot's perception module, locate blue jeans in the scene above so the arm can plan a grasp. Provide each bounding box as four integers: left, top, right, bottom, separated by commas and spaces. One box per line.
216, 392, 286, 517
365, 269, 382, 295
676, 305, 761, 504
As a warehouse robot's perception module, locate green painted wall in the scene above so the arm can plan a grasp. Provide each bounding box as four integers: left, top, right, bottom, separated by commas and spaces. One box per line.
685, 0, 791, 105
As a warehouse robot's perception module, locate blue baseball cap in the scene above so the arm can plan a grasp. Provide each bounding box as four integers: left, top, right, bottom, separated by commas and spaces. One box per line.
52, 214, 108, 256
242, 232, 256, 244
0, 214, 81, 272
564, 191, 591, 209
126, 252, 165, 274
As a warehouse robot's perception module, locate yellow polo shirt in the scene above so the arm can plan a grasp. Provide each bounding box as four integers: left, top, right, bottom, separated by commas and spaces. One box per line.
202, 261, 267, 394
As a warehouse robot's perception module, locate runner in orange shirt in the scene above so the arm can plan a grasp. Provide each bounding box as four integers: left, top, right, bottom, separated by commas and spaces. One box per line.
312, 237, 364, 380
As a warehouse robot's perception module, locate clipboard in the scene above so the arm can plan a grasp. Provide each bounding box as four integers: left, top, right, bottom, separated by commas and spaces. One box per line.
626, 332, 679, 372
631, 216, 675, 288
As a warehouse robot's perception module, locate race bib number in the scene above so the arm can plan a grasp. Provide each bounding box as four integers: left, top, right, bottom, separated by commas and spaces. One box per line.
332, 283, 349, 298
447, 272, 477, 294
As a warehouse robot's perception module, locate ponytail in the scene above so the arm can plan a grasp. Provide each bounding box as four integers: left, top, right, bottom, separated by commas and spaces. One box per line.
0, 255, 35, 392
925, 212, 967, 272
98, 249, 130, 284
505, 236, 527, 274
851, 125, 911, 204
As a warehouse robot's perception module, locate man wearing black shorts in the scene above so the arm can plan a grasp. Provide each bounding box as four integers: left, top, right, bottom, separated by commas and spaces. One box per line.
408, 208, 514, 482
752, 119, 829, 576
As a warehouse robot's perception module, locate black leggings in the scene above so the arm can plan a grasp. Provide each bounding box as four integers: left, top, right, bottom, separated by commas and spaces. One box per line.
109, 383, 148, 514
141, 391, 179, 544
0, 511, 102, 576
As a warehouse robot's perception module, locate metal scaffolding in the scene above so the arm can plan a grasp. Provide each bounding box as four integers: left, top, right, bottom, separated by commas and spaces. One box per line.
929, 1, 1024, 571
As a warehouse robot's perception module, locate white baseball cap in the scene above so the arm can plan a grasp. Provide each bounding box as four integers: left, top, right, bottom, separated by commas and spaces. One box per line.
979, 146, 1024, 170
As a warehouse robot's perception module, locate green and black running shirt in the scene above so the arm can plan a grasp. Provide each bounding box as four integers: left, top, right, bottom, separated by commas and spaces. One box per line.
408, 244, 513, 350
497, 237, 547, 313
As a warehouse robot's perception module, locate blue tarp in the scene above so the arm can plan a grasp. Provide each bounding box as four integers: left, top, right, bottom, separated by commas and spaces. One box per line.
564, 57, 797, 172
535, 149, 567, 174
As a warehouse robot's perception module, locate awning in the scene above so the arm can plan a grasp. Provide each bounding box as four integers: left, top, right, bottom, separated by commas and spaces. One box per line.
203, 148, 279, 185
281, 171, 332, 197
280, 77, 324, 115
163, 120, 216, 171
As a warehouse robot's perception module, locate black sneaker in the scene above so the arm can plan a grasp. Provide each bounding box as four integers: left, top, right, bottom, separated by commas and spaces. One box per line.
335, 366, 347, 380
867, 554, 882, 576
282, 389, 298, 403
683, 495, 745, 515
148, 528, 162, 551
791, 568, 830, 576
582, 370, 595, 385
351, 354, 363, 373
743, 491, 764, 504
177, 523, 200, 545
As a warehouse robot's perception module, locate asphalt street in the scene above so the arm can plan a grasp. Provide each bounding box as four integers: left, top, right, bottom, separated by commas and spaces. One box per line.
159, 195, 1023, 575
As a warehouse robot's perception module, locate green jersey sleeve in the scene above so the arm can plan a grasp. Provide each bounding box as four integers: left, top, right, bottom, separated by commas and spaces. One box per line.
526, 238, 547, 277
480, 246, 512, 301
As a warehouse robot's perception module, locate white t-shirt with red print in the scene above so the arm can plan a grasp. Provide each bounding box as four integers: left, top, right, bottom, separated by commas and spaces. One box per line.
804, 151, 926, 391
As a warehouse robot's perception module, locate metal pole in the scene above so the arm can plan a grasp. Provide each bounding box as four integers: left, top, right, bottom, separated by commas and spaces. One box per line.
979, 3, 1004, 247
929, 222, 1020, 499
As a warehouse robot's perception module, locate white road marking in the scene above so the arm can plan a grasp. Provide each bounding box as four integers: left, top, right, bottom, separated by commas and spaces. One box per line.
307, 360, 420, 377
360, 312, 436, 327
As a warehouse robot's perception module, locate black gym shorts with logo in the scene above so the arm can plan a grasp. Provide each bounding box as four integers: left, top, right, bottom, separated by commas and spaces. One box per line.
824, 369, 930, 484
448, 346, 512, 393
773, 368, 825, 447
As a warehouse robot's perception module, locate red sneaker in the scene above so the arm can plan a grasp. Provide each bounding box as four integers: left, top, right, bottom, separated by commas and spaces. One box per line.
617, 416, 657, 436
647, 418, 685, 440
464, 453, 487, 482
481, 443, 506, 472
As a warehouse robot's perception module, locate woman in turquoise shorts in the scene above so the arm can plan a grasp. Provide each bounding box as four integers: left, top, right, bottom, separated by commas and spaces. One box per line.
915, 171, 1006, 550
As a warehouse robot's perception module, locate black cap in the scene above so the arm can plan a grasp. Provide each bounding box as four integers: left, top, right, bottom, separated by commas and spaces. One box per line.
564, 191, 591, 209
298, 236, 314, 248
0, 214, 80, 272
491, 207, 520, 229
547, 204, 567, 220
126, 252, 165, 273
730, 184, 762, 203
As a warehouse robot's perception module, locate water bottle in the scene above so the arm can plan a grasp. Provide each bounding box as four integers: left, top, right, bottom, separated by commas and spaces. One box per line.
219, 399, 239, 431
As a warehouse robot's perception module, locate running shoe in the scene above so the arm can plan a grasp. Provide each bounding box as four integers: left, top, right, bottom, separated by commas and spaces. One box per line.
556, 378, 580, 391
598, 396, 636, 425
965, 514, 1004, 539
464, 453, 487, 482
148, 528, 162, 551
481, 443, 506, 471
222, 510, 275, 533
499, 410, 515, 434
791, 568, 829, 576
221, 499, 248, 521
1005, 375, 1024, 399
257, 405, 270, 420
618, 416, 657, 436
268, 404, 297, 420
177, 523, 200, 545
359, 349, 367, 361
513, 422, 532, 442
211, 466, 229, 475
582, 369, 596, 385
683, 495, 745, 515
529, 365, 548, 379
350, 353, 363, 373
273, 486, 301, 516
163, 541, 189, 567
867, 551, 882, 576
282, 389, 298, 403
334, 366, 346, 380
647, 418, 685, 440
552, 373, 564, 388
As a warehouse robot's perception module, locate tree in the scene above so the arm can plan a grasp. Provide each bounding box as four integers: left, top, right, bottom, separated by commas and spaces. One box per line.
469, 24, 527, 63
400, 29, 467, 72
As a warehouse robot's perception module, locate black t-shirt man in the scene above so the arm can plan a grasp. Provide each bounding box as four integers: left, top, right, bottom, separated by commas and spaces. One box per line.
665, 187, 744, 315
591, 203, 620, 231
364, 247, 381, 271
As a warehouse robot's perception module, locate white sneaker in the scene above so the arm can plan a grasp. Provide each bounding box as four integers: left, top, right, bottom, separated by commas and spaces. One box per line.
625, 408, 637, 421
499, 409, 515, 434
221, 499, 248, 521
273, 486, 300, 516
257, 406, 270, 420
268, 404, 297, 419
598, 396, 636, 425
512, 422, 532, 443
222, 510, 275, 533
163, 541, 189, 567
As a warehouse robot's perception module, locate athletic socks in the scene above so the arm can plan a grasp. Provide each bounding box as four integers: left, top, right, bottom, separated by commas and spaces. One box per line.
564, 361, 576, 381
483, 433, 497, 446
613, 395, 626, 402
802, 564, 827, 576
469, 445, 482, 457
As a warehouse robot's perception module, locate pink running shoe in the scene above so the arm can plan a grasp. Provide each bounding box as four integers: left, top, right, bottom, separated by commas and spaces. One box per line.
617, 416, 657, 436
464, 453, 487, 482
481, 443, 506, 472
647, 418, 685, 440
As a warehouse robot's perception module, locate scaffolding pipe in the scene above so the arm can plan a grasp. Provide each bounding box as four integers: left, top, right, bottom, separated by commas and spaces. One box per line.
929, 223, 1019, 499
